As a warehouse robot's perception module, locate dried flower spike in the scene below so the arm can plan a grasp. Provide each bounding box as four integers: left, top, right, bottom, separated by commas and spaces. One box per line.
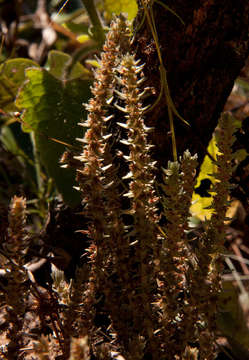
75, 15, 131, 341
159, 151, 197, 357
116, 53, 160, 356
7, 196, 27, 258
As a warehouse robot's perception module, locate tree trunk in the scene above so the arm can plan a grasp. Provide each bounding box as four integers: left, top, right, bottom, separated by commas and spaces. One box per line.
133, 0, 249, 168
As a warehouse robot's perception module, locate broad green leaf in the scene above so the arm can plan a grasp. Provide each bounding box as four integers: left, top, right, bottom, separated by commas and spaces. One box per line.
190, 136, 218, 220
16, 67, 92, 206
46, 50, 90, 80
0, 58, 39, 112
104, 0, 138, 20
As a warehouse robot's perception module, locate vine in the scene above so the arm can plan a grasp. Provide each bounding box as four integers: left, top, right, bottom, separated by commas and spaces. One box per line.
141, 0, 189, 161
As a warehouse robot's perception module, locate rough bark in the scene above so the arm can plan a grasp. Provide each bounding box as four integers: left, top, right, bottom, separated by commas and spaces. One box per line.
133, 0, 249, 168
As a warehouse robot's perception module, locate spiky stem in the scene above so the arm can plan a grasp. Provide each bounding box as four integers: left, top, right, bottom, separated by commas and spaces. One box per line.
75, 15, 130, 341
117, 53, 160, 358
159, 151, 198, 358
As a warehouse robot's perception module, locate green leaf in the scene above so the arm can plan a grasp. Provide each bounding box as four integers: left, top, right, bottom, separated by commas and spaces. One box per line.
0, 58, 39, 112
61, 20, 89, 35
104, 0, 138, 20
16, 67, 92, 206
1, 125, 26, 167
46, 50, 90, 80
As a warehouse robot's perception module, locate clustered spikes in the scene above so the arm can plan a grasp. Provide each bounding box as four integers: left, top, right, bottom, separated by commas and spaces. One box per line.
73, 15, 236, 360
73, 15, 236, 359
76, 18, 161, 353
0, 13, 238, 360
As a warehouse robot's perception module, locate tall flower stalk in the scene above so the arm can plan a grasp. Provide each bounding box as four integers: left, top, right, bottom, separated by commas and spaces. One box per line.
187, 113, 237, 359
75, 15, 131, 339
4, 196, 29, 357
159, 151, 198, 358
115, 53, 160, 357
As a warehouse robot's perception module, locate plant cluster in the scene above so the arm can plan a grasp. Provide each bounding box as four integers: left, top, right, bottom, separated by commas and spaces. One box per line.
0, 13, 239, 359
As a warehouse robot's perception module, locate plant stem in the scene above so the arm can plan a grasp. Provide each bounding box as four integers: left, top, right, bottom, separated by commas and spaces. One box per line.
80, 0, 105, 46
30, 132, 43, 194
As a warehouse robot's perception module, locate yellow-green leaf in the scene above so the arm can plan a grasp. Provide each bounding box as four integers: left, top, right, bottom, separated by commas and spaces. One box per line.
0, 58, 39, 112
104, 0, 138, 20
190, 136, 219, 220
77, 34, 91, 43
